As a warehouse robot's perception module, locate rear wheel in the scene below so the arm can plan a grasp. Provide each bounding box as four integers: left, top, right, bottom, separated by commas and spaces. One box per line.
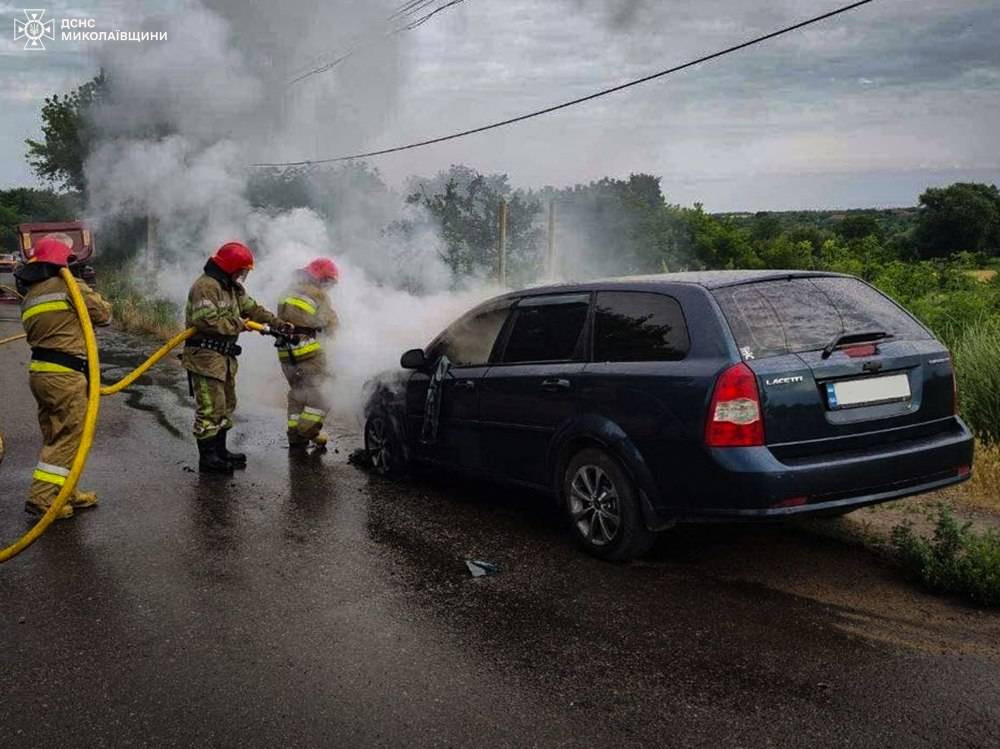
364, 409, 405, 477
563, 448, 656, 561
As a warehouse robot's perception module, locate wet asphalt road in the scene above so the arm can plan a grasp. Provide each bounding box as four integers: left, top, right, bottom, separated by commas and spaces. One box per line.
1, 318, 999, 748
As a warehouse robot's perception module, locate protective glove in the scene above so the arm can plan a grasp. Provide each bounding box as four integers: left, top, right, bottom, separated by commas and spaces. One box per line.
276, 321, 296, 337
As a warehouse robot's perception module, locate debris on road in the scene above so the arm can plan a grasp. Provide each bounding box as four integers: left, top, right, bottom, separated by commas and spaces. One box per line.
466, 559, 500, 577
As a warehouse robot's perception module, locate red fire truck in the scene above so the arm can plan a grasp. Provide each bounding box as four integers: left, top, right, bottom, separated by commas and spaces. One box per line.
0, 221, 97, 304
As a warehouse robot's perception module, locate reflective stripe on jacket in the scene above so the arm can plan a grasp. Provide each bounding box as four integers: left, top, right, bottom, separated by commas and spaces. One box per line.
277, 337, 322, 362
20, 275, 111, 359
29, 360, 80, 375
22, 292, 72, 320
282, 294, 319, 316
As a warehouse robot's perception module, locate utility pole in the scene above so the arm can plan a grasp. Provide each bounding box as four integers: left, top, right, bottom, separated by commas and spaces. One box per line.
497, 198, 508, 286
546, 199, 556, 279
146, 213, 158, 273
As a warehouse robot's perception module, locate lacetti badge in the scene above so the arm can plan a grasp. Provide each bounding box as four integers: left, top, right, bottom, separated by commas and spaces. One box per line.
14, 9, 54, 50
765, 375, 804, 386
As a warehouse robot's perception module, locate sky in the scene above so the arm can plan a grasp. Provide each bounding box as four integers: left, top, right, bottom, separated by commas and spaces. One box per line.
1, 0, 999, 211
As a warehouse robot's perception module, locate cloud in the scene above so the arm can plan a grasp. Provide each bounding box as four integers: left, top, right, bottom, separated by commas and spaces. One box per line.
2, 0, 998, 208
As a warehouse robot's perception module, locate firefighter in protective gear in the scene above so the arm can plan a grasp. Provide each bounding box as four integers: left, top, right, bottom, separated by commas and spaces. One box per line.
15, 235, 112, 519
277, 258, 340, 449
183, 241, 293, 474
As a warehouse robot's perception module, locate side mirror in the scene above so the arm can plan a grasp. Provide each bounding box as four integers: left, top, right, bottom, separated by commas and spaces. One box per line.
400, 348, 428, 370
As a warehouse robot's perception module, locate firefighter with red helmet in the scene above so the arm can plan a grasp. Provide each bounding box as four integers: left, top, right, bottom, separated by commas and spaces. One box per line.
183, 242, 293, 473
14, 235, 112, 519
276, 258, 341, 449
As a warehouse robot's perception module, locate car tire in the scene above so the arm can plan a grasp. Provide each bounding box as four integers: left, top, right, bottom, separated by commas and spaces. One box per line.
563, 448, 656, 561
364, 409, 406, 477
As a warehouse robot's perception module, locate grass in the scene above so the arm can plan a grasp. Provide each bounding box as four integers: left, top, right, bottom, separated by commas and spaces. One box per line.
965, 269, 997, 283
952, 318, 1000, 445
95, 265, 181, 341
952, 442, 1000, 513
891, 505, 1000, 607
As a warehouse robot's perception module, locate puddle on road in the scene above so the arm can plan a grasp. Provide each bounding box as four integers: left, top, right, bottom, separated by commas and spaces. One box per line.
98, 332, 190, 439
638, 523, 1000, 659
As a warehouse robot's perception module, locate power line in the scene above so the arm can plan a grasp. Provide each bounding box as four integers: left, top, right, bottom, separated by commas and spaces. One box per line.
401, 0, 468, 30
251, 0, 875, 168
287, 0, 470, 86
389, 0, 439, 22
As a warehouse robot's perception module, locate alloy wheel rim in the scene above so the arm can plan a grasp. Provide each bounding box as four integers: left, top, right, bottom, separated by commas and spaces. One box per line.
367, 418, 390, 473
569, 464, 621, 546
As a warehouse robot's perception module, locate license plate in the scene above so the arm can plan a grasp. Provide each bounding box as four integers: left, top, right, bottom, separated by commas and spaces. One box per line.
826, 373, 910, 409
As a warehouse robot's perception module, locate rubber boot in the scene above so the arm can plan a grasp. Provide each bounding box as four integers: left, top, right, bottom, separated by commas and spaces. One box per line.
71, 488, 99, 509
25, 501, 74, 520
198, 437, 233, 474
218, 429, 246, 468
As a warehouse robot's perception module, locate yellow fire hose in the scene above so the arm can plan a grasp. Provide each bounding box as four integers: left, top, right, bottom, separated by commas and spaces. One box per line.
0, 268, 100, 563
99, 327, 196, 395
99, 321, 270, 394
0, 306, 273, 561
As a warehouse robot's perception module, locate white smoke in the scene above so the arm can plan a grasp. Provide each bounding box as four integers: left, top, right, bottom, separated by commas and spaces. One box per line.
82, 0, 495, 424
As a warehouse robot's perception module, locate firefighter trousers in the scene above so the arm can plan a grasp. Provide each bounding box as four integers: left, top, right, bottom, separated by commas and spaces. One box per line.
282, 359, 330, 445
28, 371, 88, 508
190, 371, 236, 439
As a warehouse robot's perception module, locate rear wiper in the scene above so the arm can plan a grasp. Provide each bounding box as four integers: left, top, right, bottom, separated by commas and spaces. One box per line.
821, 330, 891, 359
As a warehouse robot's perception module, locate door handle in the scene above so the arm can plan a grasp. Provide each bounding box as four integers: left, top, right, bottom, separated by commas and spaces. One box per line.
540, 378, 571, 392
454, 379, 476, 391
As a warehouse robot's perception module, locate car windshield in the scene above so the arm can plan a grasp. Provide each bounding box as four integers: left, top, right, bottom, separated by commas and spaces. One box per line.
712, 276, 931, 360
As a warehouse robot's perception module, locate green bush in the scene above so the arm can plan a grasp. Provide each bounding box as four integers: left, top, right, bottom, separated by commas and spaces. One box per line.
891, 505, 1000, 607
95, 264, 181, 340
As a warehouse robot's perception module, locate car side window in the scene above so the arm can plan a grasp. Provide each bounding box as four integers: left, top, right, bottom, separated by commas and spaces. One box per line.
434, 303, 512, 366
593, 291, 690, 362
501, 294, 590, 364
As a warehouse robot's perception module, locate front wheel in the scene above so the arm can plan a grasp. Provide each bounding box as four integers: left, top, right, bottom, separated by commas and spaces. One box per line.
563, 448, 656, 561
364, 409, 406, 477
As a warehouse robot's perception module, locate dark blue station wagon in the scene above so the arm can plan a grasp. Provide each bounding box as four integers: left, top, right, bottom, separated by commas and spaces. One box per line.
363, 271, 974, 560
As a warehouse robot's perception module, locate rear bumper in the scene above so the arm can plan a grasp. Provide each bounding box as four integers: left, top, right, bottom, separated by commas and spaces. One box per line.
671, 417, 974, 521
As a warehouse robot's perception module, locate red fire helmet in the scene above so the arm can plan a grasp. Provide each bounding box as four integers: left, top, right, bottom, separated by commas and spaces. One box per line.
305, 257, 339, 283
32, 236, 77, 267
212, 242, 255, 274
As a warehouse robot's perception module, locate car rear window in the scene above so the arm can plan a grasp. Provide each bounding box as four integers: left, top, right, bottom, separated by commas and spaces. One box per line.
502, 294, 589, 363
593, 291, 689, 362
712, 276, 931, 360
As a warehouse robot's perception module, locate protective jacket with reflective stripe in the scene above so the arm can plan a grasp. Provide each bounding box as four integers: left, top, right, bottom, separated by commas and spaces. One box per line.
19, 273, 111, 359
182, 259, 281, 379
276, 273, 339, 363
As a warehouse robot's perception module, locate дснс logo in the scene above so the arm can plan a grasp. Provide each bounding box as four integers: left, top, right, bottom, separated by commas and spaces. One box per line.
14, 9, 54, 50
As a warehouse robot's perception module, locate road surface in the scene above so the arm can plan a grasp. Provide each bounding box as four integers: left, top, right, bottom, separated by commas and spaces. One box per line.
1, 317, 998, 748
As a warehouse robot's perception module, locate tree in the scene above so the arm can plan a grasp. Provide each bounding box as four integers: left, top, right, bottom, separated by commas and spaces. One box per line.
25, 71, 107, 192
834, 213, 884, 243
750, 212, 782, 242
538, 174, 691, 276
0, 188, 78, 253
684, 206, 756, 269
408, 165, 543, 281
914, 183, 1000, 258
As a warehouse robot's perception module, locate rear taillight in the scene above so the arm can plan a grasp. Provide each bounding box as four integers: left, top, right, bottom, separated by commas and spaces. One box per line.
705, 362, 764, 447
843, 344, 877, 358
